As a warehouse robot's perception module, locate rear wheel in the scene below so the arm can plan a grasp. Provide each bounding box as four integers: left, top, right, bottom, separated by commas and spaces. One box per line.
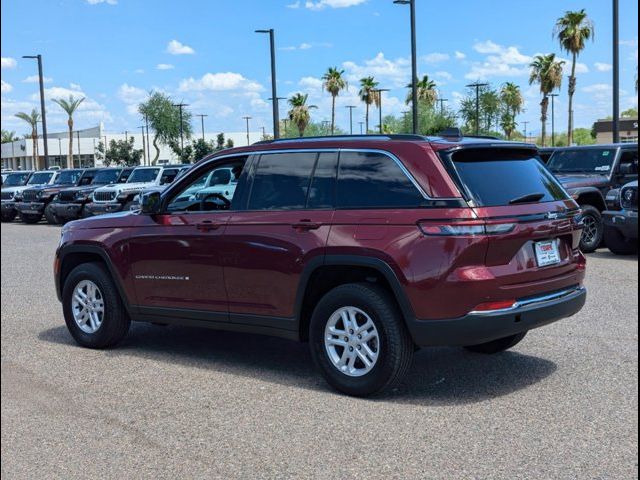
20, 213, 42, 224
579, 205, 603, 253
464, 332, 527, 354
604, 225, 638, 255
1, 211, 16, 222
44, 204, 60, 225
309, 283, 413, 397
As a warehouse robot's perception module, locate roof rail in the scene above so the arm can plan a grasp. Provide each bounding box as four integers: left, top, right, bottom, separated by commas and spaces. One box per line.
254, 134, 427, 145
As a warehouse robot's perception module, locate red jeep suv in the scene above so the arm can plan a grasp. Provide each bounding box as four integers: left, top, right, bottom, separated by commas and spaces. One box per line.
55, 134, 587, 396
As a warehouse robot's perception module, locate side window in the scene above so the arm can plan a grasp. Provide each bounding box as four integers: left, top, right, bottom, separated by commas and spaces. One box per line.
336, 151, 424, 209
166, 158, 247, 213
160, 169, 179, 185
248, 152, 317, 210
78, 172, 94, 186
619, 150, 638, 175
307, 152, 338, 209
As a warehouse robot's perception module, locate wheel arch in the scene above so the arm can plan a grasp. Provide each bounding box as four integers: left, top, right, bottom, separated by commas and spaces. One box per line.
572, 187, 607, 212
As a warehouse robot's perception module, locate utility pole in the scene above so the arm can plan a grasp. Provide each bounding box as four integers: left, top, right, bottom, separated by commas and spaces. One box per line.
139, 126, 147, 165
548, 93, 559, 146
358, 121, 364, 135
345, 105, 357, 135
437, 98, 449, 115
466, 82, 489, 135
173, 103, 189, 151
393, 0, 418, 133
196, 114, 208, 141
522, 121, 530, 143
256, 29, 280, 139
612, 0, 620, 143
243, 116, 252, 145
22, 54, 49, 169
373, 88, 390, 134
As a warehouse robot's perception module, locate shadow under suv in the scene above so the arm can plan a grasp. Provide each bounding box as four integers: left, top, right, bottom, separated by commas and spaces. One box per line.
55, 134, 587, 396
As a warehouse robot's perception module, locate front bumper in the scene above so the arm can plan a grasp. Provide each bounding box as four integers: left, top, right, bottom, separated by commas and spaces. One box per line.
603, 209, 638, 240
50, 202, 84, 219
407, 286, 587, 347
1, 201, 17, 214
85, 202, 125, 216
15, 201, 46, 215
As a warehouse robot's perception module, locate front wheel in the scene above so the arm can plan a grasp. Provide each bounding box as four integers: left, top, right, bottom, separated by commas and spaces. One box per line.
44, 204, 60, 225
20, 213, 42, 224
579, 205, 603, 253
604, 225, 638, 255
309, 283, 413, 397
1, 211, 16, 222
464, 332, 527, 354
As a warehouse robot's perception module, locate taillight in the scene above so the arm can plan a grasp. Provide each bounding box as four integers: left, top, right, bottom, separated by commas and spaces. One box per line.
418, 220, 516, 236
472, 299, 517, 312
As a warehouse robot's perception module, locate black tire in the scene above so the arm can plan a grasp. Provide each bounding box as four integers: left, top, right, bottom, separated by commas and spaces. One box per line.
44, 204, 60, 225
604, 225, 638, 255
20, 213, 42, 224
1, 211, 16, 222
62, 262, 131, 349
309, 283, 413, 397
464, 332, 527, 354
579, 205, 603, 253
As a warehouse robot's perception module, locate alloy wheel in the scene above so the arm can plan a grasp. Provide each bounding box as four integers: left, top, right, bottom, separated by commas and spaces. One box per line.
71, 280, 105, 334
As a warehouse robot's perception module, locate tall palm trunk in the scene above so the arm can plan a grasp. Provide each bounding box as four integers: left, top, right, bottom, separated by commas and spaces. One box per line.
365, 104, 369, 133
540, 96, 549, 147
567, 52, 577, 145
330, 95, 336, 135
31, 129, 38, 170
67, 118, 74, 169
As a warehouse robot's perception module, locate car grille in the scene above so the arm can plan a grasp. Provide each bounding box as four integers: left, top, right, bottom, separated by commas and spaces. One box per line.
621, 186, 638, 211
58, 190, 78, 202
94, 191, 117, 202
22, 190, 39, 202
1, 191, 14, 200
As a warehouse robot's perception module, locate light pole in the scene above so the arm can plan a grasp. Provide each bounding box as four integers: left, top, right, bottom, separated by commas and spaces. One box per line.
393, 0, 418, 134
139, 126, 147, 165
345, 105, 357, 134
359, 121, 364, 135
144, 114, 151, 165
196, 114, 208, 141
269, 96, 286, 137
522, 121, 530, 143
373, 88, 390, 134
22, 54, 49, 169
256, 29, 280, 139
173, 103, 189, 151
437, 98, 449, 115
612, 0, 620, 143
243, 116, 252, 145
77, 131, 82, 167
466, 82, 488, 135
548, 93, 559, 146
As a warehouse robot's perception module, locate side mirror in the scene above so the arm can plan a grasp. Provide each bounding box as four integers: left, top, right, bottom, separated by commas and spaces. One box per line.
140, 191, 162, 214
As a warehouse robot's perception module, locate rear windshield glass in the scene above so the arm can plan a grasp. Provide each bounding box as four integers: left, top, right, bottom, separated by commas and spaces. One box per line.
547, 148, 617, 173
28, 172, 54, 185
447, 149, 569, 207
55, 170, 83, 185
93, 169, 121, 184
3, 172, 30, 186
128, 168, 159, 183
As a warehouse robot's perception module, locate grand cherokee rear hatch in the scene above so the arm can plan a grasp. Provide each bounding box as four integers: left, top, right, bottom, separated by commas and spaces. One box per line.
437, 145, 585, 304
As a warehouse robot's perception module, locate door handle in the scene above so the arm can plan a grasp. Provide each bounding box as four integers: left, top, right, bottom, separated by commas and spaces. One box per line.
292, 220, 322, 231
196, 221, 222, 232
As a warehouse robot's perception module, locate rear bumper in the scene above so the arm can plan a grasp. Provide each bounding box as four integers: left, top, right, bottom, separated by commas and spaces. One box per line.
407, 286, 586, 347
603, 210, 638, 240
85, 202, 124, 216
50, 202, 84, 219
15, 201, 46, 215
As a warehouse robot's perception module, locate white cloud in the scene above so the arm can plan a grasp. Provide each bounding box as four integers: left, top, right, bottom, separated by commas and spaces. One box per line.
582, 83, 611, 94
1, 57, 17, 69
434, 71, 453, 81
342, 52, 410, 88
304, 0, 366, 10
118, 83, 148, 115
156, 63, 175, 70
86, 0, 117, 4
179, 72, 263, 92
70, 83, 82, 90
594, 62, 613, 72
1, 80, 13, 93
166, 39, 195, 55
557, 57, 589, 74
281, 42, 332, 51
134, 69, 145, 74
286, 1, 300, 7
472, 40, 503, 54
423, 52, 450, 64
34, 84, 113, 126
466, 41, 531, 80
454, 51, 466, 60
23, 75, 53, 84
299, 76, 324, 91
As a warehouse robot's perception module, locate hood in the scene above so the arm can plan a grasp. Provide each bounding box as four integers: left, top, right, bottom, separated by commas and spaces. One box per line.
553, 173, 610, 190
61, 184, 108, 195
64, 209, 137, 230
1, 185, 30, 194
24, 184, 74, 195
95, 182, 154, 193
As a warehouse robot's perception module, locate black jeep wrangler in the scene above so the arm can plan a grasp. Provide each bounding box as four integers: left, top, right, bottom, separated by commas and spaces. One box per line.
603, 180, 638, 255
546, 144, 638, 252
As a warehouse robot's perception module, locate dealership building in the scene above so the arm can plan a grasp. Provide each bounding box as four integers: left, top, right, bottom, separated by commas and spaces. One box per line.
593, 117, 639, 144
1, 123, 264, 171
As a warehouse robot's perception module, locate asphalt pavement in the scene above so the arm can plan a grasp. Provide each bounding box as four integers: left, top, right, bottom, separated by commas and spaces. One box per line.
1, 221, 638, 479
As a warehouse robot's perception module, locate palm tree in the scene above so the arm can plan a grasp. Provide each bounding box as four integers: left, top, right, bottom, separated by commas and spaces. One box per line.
500, 82, 524, 139
406, 75, 438, 108
322, 67, 347, 135
554, 9, 594, 145
529, 54, 564, 147
288, 93, 316, 137
358, 76, 380, 134
1, 129, 18, 144
52, 95, 85, 168
15, 110, 41, 169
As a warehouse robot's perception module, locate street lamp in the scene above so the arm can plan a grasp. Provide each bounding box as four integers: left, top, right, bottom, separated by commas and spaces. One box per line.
243, 116, 252, 145
256, 29, 280, 139
345, 105, 357, 134
548, 93, 559, 146
465, 82, 489, 135
22, 54, 49, 169
372, 88, 390, 134
172, 103, 189, 151
393, 0, 418, 134
612, 0, 620, 143
196, 114, 208, 141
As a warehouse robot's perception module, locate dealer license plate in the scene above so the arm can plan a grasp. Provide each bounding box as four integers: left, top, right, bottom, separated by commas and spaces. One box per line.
534, 239, 561, 267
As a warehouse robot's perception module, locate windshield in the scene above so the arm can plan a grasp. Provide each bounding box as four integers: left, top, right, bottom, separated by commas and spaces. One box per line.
3, 172, 31, 187
447, 148, 570, 207
547, 148, 617, 173
117, 169, 133, 183
128, 168, 159, 183
27, 172, 54, 185
92, 169, 121, 185
55, 170, 83, 185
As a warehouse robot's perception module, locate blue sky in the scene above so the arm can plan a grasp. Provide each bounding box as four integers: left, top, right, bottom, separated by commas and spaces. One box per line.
1, 0, 638, 137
